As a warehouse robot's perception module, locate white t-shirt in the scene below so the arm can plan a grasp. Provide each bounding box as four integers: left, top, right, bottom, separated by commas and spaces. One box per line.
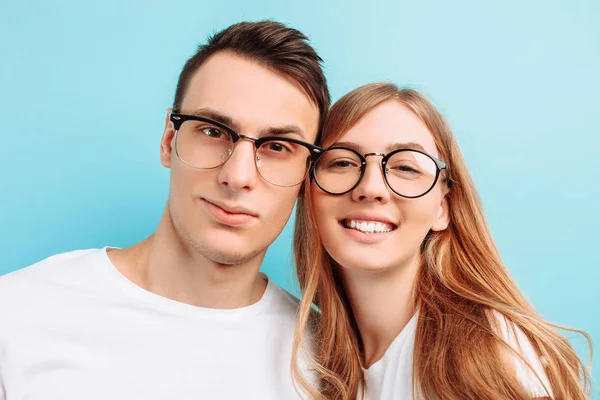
0, 248, 312, 400
362, 313, 552, 400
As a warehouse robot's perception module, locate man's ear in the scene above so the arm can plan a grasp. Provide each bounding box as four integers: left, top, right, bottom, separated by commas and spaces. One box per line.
160, 108, 175, 168
431, 195, 450, 232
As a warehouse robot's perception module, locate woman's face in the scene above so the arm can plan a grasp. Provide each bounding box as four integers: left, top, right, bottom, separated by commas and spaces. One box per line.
311, 100, 450, 273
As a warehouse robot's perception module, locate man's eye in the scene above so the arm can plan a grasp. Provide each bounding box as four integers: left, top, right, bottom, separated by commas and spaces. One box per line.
268, 143, 285, 152
265, 141, 293, 153
202, 128, 224, 138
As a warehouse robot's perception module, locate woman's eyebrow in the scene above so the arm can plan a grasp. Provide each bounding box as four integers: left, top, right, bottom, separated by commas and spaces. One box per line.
385, 142, 427, 153
331, 141, 427, 153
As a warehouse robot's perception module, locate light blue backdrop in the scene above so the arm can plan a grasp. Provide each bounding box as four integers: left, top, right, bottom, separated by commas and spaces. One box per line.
1, 0, 598, 395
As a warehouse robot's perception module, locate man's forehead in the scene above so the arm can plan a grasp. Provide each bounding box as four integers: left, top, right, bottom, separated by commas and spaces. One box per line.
180, 53, 320, 142
182, 52, 313, 105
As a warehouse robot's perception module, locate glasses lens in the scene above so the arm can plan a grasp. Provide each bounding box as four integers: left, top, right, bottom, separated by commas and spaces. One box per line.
385, 150, 438, 197
175, 120, 233, 168
314, 148, 363, 194
255, 139, 312, 187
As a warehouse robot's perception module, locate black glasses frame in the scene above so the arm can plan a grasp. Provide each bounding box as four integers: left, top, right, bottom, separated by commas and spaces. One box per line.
312, 146, 450, 199
170, 112, 324, 186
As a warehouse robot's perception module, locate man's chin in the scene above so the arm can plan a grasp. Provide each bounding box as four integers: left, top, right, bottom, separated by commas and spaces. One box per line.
207, 251, 259, 266
190, 240, 267, 266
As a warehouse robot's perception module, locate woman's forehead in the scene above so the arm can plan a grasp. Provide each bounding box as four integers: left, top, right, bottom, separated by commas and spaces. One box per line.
334, 100, 439, 157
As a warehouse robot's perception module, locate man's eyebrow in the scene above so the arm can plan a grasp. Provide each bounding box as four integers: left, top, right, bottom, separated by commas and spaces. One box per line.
331, 141, 428, 153
258, 125, 305, 139
188, 108, 305, 139
188, 108, 240, 131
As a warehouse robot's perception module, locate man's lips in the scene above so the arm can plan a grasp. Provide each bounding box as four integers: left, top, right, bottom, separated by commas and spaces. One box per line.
204, 199, 258, 216
202, 199, 258, 226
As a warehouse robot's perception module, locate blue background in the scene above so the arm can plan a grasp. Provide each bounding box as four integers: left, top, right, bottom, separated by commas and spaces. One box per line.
1, 0, 598, 395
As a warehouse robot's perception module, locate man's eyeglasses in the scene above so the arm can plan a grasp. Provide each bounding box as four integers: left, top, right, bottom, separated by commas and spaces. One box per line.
170, 112, 323, 187
312, 147, 451, 198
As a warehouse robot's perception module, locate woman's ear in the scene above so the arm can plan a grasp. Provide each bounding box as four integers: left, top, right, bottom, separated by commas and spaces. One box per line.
431, 195, 450, 232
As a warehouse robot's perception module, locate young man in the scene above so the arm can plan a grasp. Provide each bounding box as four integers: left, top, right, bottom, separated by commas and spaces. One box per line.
0, 21, 329, 399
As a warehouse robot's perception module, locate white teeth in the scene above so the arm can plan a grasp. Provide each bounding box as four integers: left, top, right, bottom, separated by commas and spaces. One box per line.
367, 222, 375, 232
345, 219, 394, 234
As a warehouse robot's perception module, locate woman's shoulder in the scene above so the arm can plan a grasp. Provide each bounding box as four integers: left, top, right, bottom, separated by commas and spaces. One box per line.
490, 311, 553, 398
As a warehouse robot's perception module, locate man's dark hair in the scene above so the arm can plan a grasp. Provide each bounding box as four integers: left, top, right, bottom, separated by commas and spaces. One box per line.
173, 20, 330, 142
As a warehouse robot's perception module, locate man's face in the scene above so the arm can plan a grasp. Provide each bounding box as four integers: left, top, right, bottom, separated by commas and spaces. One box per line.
160, 51, 319, 265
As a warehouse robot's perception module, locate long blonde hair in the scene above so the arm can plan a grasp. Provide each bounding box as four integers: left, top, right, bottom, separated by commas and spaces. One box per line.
291, 83, 592, 400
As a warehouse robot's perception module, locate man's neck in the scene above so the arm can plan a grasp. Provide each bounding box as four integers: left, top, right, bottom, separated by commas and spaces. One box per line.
342, 254, 420, 368
108, 209, 268, 309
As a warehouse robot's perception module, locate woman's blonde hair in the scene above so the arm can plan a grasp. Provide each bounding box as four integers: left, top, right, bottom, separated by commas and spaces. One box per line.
291, 83, 592, 400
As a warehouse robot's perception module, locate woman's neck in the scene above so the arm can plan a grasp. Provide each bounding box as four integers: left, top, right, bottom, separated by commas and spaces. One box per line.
341, 252, 420, 368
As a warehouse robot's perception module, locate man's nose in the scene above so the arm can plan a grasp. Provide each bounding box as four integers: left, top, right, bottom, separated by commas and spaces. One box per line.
216, 139, 259, 191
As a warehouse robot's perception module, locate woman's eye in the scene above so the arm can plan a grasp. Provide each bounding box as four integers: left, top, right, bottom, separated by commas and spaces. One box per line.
328, 160, 357, 168
394, 165, 421, 174
334, 161, 351, 167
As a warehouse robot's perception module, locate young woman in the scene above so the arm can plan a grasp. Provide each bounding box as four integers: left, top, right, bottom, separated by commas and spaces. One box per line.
291, 83, 591, 400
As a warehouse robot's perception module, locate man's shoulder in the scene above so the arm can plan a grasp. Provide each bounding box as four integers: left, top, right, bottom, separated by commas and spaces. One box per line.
265, 279, 302, 315
1, 248, 101, 283
262, 279, 318, 334
0, 248, 104, 306
260, 279, 308, 331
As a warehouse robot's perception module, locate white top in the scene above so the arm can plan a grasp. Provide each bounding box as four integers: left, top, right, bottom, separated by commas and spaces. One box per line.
0, 248, 312, 400
362, 313, 552, 400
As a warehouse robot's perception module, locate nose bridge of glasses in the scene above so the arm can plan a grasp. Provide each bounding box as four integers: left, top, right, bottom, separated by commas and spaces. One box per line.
221, 134, 260, 166
362, 152, 387, 173
358, 152, 388, 190
236, 133, 260, 145
364, 152, 386, 158
229, 133, 259, 153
